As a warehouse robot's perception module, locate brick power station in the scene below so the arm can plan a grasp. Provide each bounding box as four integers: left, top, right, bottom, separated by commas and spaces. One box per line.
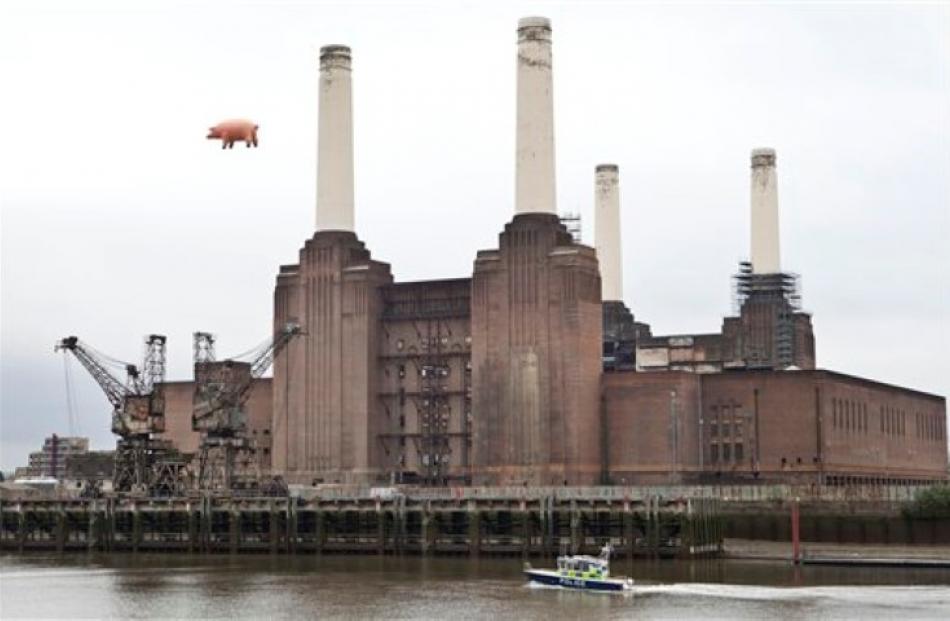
157, 18, 947, 488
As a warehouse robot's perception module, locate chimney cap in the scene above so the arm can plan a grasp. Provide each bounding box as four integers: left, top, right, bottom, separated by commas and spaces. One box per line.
518, 16, 552, 30
751, 147, 776, 167
320, 44, 351, 59
596, 163, 619, 173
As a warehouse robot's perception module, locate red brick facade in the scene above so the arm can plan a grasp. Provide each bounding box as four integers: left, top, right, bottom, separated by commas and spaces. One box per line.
604, 370, 947, 485
271, 231, 393, 484
149, 234, 945, 489
471, 213, 603, 485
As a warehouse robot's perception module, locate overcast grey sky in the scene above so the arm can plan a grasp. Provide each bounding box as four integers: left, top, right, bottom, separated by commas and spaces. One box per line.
1, 1, 948, 471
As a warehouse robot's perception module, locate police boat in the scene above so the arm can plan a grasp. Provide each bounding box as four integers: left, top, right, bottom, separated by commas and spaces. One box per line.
523, 543, 634, 592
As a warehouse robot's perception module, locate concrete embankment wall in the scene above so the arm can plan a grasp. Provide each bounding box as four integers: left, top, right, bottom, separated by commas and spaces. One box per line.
3, 484, 944, 553
722, 512, 950, 545
0, 490, 723, 558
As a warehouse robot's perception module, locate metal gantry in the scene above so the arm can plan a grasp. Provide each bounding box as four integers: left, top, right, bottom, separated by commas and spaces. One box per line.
191, 323, 301, 495
55, 335, 184, 496
417, 319, 453, 485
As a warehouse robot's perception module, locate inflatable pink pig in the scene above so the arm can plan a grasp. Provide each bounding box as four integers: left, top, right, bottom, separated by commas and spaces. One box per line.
207, 119, 259, 149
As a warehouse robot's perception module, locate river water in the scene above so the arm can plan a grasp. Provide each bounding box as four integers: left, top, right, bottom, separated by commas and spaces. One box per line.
2, 553, 949, 619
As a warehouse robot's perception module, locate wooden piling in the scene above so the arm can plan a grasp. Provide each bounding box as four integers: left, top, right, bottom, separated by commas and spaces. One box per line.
132, 505, 142, 553
376, 503, 385, 555
421, 507, 433, 556
315, 510, 325, 555
55, 509, 66, 552
269, 503, 279, 554
17, 509, 27, 552
569, 501, 580, 554
287, 501, 297, 554
792, 500, 801, 564
229, 509, 239, 554
467, 505, 480, 557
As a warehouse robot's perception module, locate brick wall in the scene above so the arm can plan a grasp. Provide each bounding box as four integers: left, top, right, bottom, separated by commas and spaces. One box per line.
272, 231, 392, 484
604, 369, 947, 485
472, 213, 603, 485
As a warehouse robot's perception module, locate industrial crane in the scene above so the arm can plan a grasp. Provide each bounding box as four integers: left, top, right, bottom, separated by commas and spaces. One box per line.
192, 322, 301, 494
55, 335, 184, 496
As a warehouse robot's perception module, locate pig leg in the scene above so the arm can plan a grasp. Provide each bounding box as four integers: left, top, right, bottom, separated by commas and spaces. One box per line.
252, 132, 258, 147
221, 140, 227, 150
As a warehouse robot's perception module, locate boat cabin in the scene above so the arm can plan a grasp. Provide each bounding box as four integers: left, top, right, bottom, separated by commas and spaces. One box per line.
556, 555, 610, 580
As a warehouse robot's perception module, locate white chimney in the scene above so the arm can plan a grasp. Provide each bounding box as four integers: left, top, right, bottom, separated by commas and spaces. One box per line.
515, 17, 556, 215
316, 45, 355, 232
750, 147, 780, 274
595, 164, 623, 301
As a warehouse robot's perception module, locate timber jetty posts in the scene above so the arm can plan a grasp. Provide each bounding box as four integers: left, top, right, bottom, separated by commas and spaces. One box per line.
0, 487, 724, 558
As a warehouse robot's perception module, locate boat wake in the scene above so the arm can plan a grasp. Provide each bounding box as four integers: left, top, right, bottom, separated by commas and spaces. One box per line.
628, 583, 950, 610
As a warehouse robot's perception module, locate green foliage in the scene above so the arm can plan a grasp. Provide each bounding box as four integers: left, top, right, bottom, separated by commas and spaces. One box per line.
903, 485, 950, 519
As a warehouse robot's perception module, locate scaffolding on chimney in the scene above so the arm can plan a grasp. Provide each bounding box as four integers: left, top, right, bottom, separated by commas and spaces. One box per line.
731, 261, 802, 369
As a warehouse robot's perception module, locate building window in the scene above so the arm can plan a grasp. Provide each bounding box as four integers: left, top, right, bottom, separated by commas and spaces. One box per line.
723, 423, 731, 438
710, 422, 718, 438
710, 444, 719, 463
722, 443, 732, 462
734, 443, 744, 462
832, 399, 838, 429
